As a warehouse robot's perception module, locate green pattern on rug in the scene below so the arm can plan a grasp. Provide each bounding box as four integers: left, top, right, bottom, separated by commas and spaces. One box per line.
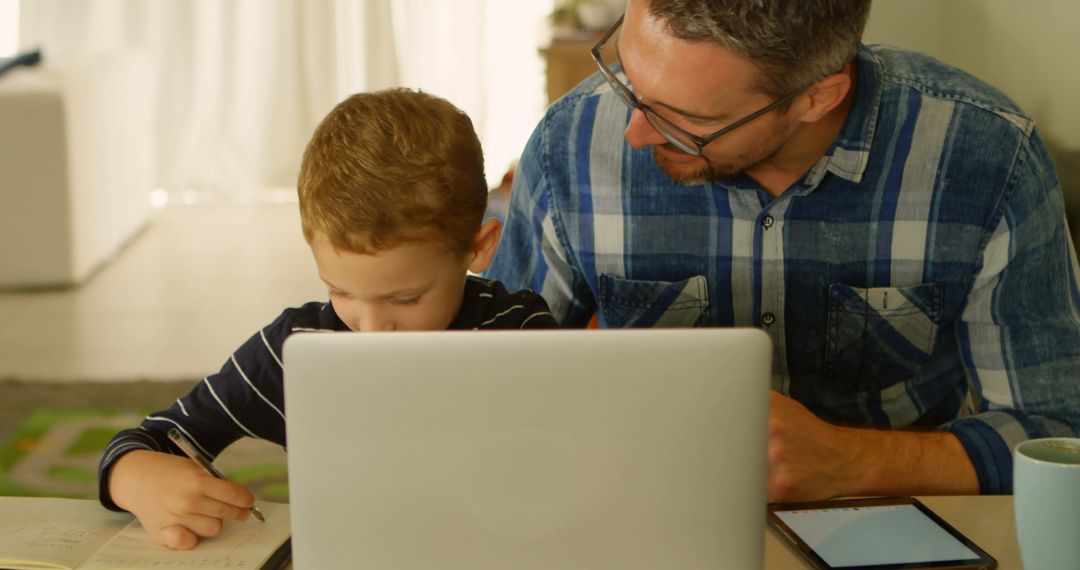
0, 407, 288, 502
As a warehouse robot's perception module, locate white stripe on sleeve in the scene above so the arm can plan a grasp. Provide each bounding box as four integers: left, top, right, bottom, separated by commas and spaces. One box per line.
260, 328, 284, 368
201, 379, 260, 439
229, 354, 286, 421
479, 305, 524, 327
519, 311, 554, 328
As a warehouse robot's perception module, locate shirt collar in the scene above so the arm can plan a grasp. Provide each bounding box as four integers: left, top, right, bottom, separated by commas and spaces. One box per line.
803, 44, 884, 188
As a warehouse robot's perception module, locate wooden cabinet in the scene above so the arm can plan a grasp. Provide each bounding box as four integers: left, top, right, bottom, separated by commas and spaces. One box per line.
540, 34, 616, 104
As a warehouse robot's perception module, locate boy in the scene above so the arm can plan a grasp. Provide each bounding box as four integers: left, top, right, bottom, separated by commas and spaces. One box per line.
97, 89, 558, 550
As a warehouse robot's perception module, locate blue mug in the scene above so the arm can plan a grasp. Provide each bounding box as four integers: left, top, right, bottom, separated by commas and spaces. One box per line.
1013, 437, 1080, 570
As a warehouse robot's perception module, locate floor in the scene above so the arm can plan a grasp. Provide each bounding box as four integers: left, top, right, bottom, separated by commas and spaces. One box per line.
0, 201, 326, 383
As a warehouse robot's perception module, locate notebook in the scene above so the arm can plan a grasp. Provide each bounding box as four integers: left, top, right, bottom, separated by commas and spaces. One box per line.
284, 328, 773, 569
0, 496, 291, 569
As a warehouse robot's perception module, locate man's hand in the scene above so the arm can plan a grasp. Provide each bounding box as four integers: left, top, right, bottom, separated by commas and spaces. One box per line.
767, 390, 979, 502
767, 390, 865, 501
109, 450, 256, 550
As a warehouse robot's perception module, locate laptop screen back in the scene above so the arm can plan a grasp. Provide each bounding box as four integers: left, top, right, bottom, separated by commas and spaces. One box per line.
284, 328, 772, 569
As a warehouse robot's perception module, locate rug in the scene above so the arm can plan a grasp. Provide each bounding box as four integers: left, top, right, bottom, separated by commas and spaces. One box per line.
0, 380, 288, 502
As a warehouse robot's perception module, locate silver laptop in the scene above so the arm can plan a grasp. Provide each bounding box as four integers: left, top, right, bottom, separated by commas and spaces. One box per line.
283, 328, 772, 569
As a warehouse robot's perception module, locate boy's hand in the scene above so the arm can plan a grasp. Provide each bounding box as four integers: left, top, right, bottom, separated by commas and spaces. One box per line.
108, 449, 256, 550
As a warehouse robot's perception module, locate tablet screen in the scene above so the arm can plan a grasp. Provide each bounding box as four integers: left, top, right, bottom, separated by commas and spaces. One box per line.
772, 502, 988, 568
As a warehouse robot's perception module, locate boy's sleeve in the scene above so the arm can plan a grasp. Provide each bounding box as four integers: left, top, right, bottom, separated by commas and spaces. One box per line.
97, 310, 297, 511
518, 291, 560, 329
944, 132, 1080, 494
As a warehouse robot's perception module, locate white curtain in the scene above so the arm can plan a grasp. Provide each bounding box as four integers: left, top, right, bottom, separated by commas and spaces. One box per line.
0, 0, 18, 56
18, 0, 551, 199
19, 0, 398, 201
392, 0, 552, 186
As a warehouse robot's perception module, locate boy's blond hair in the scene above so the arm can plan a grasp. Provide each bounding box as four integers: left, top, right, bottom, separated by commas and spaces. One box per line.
298, 88, 487, 255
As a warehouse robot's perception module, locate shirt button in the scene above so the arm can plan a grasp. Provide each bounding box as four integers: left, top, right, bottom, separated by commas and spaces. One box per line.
761, 312, 775, 326
762, 215, 774, 229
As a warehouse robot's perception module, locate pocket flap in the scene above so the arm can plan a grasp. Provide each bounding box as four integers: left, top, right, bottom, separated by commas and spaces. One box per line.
597, 274, 709, 328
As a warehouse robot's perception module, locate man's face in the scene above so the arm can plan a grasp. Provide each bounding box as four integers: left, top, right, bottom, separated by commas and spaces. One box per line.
309, 233, 470, 332
617, 0, 799, 184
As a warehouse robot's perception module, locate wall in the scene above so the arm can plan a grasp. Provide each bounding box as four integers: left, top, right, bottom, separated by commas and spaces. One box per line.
864, 0, 1080, 151
863, 0, 945, 62
864, 0, 1080, 247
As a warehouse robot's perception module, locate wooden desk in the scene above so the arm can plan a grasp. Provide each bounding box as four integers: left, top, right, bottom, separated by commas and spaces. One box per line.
766, 495, 1019, 569
283, 495, 1017, 569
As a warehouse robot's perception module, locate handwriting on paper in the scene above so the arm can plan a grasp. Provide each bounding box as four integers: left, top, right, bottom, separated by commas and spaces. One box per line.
25, 525, 104, 552
29, 526, 100, 550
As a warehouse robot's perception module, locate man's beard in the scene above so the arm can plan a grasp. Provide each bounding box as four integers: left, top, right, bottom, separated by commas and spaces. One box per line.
651, 120, 791, 186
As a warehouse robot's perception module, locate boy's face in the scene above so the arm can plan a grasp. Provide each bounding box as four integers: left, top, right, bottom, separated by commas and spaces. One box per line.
309, 233, 471, 332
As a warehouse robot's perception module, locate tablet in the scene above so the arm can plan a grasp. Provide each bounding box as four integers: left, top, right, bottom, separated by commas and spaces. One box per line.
767, 497, 997, 570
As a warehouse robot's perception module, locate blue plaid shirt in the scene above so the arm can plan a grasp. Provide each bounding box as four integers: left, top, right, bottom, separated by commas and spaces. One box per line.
488, 44, 1080, 494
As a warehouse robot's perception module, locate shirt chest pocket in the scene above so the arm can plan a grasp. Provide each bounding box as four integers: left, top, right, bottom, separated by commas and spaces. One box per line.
597, 274, 709, 328
825, 282, 943, 392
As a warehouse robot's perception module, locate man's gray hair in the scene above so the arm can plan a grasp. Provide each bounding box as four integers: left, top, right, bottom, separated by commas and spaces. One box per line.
646, 0, 872, 98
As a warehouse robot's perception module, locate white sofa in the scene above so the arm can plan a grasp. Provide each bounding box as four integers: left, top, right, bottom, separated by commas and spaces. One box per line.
0, 50, 154, 288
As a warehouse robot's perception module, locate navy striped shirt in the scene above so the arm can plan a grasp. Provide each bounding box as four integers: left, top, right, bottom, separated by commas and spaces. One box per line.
98, 276, 557, 510
487, 44, 1080, 493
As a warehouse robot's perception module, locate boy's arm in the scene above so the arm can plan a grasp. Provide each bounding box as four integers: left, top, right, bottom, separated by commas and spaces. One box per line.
97, 304, 326, 548
97, 372, 266, 551
468, 278, 561, 329
518, 296, 560, 329
107, 449, 256, 550
97, 326, 287, 512
95, 347, 279, 549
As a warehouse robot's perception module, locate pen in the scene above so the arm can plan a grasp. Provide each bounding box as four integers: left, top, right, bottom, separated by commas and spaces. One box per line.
167, 428, 266, 522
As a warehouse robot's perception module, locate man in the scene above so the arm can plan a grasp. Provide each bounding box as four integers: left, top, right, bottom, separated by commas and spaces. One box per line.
488, 0, 1080, 501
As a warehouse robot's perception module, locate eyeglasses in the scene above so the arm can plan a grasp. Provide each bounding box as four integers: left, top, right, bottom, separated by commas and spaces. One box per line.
590, 15, 807, 157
